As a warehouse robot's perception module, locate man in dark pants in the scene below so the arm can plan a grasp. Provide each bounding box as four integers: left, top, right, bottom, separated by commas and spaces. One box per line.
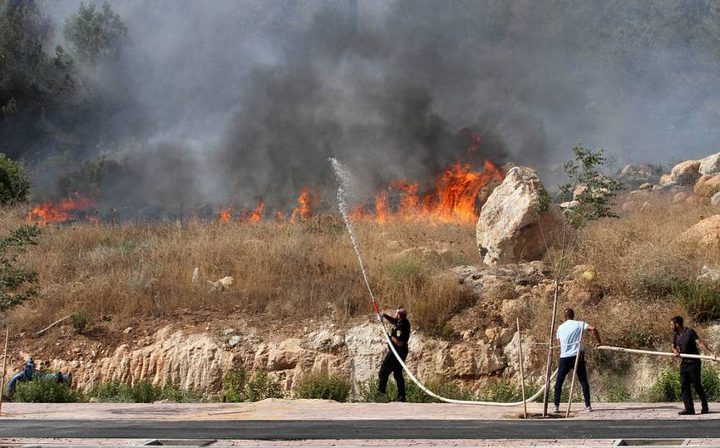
672, 315, 715, 415
553, 308, 602, 413
377, 306, 411, 402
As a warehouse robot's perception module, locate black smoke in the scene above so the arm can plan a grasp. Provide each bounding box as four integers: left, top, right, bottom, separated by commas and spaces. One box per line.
11, 0, 720, 210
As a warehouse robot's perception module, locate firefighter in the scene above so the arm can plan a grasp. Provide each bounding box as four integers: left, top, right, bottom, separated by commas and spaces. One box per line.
377, 306, 410, 402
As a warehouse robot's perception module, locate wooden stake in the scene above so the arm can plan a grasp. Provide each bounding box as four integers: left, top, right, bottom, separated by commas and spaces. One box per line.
0, 327, 9, 415
541, 279, 560, 417
36, 314, 71, 337
516, 318, 527, 419
565, 339, 582, 418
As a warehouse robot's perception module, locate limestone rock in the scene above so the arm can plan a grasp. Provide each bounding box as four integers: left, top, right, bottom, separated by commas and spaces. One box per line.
617, 164, 663, 187
700, 153, 720, 176
267, 338, 307, 371
694, 175, 720, 198
344, 323, 386, 384
476, 167, 562, 265
682, 215, 720, 249
670, 160, 701, 185
50, 327, 235, 392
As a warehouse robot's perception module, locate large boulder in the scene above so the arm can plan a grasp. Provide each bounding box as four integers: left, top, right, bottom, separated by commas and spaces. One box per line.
682, 215, 720, 249
670, 160, 701, 185
700, 153, 720, 176
476, 167, 561, 265
694, 175, 720, 198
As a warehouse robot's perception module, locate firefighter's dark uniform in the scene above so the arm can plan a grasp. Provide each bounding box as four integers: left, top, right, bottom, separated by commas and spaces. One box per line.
378, 313, 411, 401
674, 327, 709, 414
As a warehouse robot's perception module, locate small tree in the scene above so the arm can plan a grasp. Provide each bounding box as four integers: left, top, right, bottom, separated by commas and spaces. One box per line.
0, 225, 40, 312
0, 154, 30, 206
538, 144, 623, 416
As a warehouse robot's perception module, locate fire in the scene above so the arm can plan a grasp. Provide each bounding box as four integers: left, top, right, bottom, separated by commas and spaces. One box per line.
28, 195, 93, 224
218, 208, 232, 222
353, 160, 504, 224
248, 200, 265, 223
290, 187, 314, 222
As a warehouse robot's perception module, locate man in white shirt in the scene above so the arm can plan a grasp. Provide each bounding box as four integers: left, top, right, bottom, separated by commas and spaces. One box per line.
553, 308, 602, 413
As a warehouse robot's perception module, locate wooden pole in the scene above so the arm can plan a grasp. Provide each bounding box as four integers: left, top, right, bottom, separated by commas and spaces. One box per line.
541, 279, 560, 417
565, 339, 582, 418
0, 327, 9, 415
516, 318, 527, 419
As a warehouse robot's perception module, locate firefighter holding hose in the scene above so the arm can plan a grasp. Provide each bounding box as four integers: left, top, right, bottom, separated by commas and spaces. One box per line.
376, 306, 410, 402
672, 315, 715, 415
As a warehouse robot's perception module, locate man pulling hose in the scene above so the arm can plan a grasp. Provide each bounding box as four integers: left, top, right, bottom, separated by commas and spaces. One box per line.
672, 315, 715, 415
554, 308, 602, 413
377, 306, 410, 402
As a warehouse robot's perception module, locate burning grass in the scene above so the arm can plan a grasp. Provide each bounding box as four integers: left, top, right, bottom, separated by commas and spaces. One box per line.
1, 208, 478, 333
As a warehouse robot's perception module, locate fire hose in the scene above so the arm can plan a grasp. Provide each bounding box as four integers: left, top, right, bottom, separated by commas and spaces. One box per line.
331, 158, 718, 407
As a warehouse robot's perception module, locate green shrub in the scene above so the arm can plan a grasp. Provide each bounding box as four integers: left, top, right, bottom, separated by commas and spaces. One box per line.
14, 377, 81, 403
222, 370, 248, 403
0, 225, 40, 312
88, 380, 198, 403
0, 153, 30, 206
649, 366, 720, 402
355, 376, 472, 403
70, 310, 91, 333
293, 369, 351, 402
245, 370, 284, 401
672, 280, 720, 323
222, 369, 283, 402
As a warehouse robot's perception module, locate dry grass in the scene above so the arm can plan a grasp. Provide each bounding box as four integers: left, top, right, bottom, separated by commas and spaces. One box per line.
0, 208, 478, 332
576, 196, 719, 295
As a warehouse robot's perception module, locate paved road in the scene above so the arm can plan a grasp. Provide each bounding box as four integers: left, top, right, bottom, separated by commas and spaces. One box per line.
0, 419, 718, 440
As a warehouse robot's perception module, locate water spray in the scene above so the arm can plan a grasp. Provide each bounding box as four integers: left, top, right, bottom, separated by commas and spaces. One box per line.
330, 157, 555, 406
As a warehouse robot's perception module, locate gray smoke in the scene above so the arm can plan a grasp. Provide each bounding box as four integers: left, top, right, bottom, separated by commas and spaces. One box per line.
27, 0, 720, 210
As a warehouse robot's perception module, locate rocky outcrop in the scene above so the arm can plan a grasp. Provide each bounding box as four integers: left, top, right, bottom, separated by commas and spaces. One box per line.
50, 327, 236, 392
669, 160, 701, 185
694, 175, 720, 198
682, 215, 720, 249
700, 153, 720, 176
476, 167, 562, 265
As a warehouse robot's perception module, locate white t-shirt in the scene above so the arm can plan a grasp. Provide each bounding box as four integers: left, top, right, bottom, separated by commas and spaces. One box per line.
556, 320, 589, 358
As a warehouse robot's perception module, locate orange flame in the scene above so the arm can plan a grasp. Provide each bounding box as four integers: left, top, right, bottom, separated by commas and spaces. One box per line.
218, 208, 232, 222
290, 187, 314, 222
248, 200, 265, 223
28, 195, 93, 224
354, 160, 504, 224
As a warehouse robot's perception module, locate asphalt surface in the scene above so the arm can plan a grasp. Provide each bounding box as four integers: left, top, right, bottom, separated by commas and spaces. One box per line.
0, 419, 719, 440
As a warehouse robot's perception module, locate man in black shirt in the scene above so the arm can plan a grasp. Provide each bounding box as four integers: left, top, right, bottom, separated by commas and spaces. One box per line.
377, 306, 411, 402
671, 315, 716, 415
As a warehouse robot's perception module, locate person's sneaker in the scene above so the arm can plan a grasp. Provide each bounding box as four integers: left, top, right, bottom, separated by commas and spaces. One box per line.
585, 406, 593, 412
552, 406, 560, 413
374, 392, 388, 403
701, 408, 710, 414
678, 409, 696, 415
396, 396, 406, 403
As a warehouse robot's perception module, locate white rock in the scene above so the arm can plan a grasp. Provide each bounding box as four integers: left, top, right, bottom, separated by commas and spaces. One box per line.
227, 335, 242, 348
476, 167, 562, 265
700, 153, 720, 176
670, 160, 701, 185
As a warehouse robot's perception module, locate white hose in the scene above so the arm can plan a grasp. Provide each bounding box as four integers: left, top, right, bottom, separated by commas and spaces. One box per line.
377, 317, 556, 406
596, 345, 719, 362
331, 157, 556, 406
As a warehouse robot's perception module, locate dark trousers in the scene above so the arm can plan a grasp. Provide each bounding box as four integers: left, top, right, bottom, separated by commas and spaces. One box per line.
378, 350, 407, 399
680, 362, 708, 412
554, 352, 591, 408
